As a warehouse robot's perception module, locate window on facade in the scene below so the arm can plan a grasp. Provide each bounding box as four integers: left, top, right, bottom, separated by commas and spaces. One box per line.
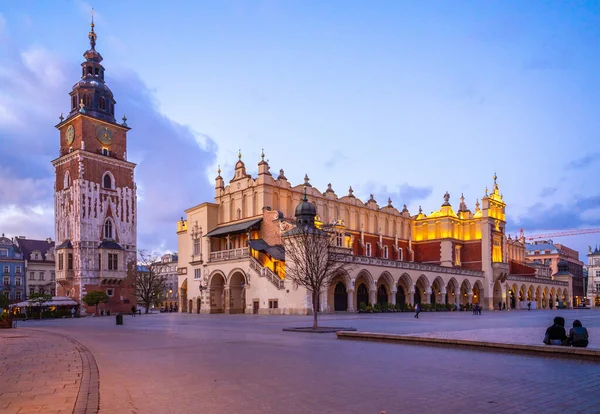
16, 291, 22, 301
492, 238, 502, 263
455, 246, 462, 266
3, 276, 9, 286
29, 286, 35, 296
103, 173, 113, 189
383, 246, 389, 259
87, 66, 92, 75
104, 219, 113, 239
72, 95, 77, 109
596, 284, 600, 292
194, 268, 201, 279
29, 271, 35, 280
193, 239, 200, 256
67, 253, 73, 270
365, 243, 372, 257
336, 233, 343, 247
51, 272, 55, 281
15, 277, 21, 286
15, 266, 21, 274
51, 288, 56, 296
108, 253, 118, 271
58, 253, 64, 270
398, 248, 403, 261
34, 253, 39, 260
106, 288, 114, 297
0, 249, 7, 257
102, 148, 110, 156
269, 299, 278, 309
596, 270, 600, 278
39, 271, 45, 281
2, 265, 8, 274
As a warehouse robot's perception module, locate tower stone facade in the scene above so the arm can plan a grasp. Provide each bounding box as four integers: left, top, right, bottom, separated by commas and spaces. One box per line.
52, 20, 137, 314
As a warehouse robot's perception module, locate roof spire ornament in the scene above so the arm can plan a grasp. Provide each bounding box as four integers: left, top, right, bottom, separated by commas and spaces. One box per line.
348, 186, 355, 198
217, 165, 221, 176
59, 112, 64, 122
303, 185, 308, 202
238, 148, 242, 160
418, 205, 422, 214
303, 174, 311, 187
88, 8, 97, 50
442, 191, 451, 206
121, 114, 128, 127
261, 148, 265, 161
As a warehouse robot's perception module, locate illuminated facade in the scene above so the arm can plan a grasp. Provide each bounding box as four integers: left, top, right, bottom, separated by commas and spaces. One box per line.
177, 154, 571, 313
586, 246, 600, 307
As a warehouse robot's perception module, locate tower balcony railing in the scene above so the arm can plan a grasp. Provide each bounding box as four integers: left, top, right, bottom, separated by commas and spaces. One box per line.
209, 248, 249, 262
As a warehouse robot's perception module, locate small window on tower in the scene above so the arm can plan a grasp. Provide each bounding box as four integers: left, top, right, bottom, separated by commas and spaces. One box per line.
72, 95, 77, 109
64, 171, 71, 189
104, 219, 113, 239
87, 66, 92, 75
102, 173, 113, 189
99, 97, 106, 110
95, 67, 99, 76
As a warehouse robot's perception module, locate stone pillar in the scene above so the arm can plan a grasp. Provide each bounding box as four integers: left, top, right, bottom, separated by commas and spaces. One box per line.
440, 287, 447, 304
347, 289, 355, 312
408, 289, 415, 307
424, 287, 432, 304
369, 289, 376, 306
224, 287, 230, 313
454, 291, 460, 307
390, 289, 397, 306
467, 293, 473, 305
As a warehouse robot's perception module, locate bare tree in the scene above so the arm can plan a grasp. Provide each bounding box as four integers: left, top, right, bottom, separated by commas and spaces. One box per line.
283, 226, 353, 329
128, 250, 168, 314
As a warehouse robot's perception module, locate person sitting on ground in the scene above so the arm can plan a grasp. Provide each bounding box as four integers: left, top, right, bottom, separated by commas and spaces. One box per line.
544, 316, 567, 345
567, 320, 589, 348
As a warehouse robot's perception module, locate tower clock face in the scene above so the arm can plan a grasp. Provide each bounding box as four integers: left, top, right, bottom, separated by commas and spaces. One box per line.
66, 125, 75, 145
96, 126, 113, 145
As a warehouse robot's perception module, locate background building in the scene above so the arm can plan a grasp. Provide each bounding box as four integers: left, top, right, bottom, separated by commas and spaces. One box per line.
156, 253, 178, 311
587, 246, 600, 307
526, 240, 585, 306
0, 234, 24, 303
15, 237, 56, 298
53, 22, 137, 314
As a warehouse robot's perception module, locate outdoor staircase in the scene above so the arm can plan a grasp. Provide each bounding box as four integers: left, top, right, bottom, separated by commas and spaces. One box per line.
249, 258, 285, 290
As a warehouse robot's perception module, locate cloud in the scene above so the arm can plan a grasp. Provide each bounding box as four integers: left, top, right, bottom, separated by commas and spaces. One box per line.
510, 194, 600, 231
539, 187, 557, 197
0, 36, 217, 252
324, 154, 347, 169
360, 181, 433, 210
566, 153, 600, 170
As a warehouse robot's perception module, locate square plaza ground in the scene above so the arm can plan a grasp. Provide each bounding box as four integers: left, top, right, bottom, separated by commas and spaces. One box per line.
2, 309, 600, 414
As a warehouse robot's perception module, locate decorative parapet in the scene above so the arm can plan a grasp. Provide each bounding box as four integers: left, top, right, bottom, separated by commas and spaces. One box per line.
507, 274, 568, 286
345, 255, 485, 278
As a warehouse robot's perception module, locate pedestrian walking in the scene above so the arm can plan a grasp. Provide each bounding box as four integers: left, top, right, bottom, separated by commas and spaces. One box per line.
131, 305, 136, 317
71, 307, 75, 318
498, 301, 502, 311
414, 303, 421, 319
502, 302, 506, 311
527, 302, 532, 311
472, 304, 477, 315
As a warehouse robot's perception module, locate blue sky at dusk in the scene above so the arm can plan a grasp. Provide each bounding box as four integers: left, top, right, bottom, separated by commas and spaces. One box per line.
0, 1, 599, 259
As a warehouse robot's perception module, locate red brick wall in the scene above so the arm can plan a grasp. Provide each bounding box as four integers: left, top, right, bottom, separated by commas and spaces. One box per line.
413, 241, 441, 264
260, 210, 283, 246
59, 115, 128, 161
459, 241, 482, 271
82, 157, 134, 188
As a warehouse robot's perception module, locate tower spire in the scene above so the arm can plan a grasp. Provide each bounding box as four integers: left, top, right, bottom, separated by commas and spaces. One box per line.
88, 8, 97, 50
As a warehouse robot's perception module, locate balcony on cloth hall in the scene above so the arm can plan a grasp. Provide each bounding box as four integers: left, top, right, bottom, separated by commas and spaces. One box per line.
205, 217, 263, 262
247, 239, 285, 279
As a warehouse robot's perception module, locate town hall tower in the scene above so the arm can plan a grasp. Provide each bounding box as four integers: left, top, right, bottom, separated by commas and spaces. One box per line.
52, 19, 137, 313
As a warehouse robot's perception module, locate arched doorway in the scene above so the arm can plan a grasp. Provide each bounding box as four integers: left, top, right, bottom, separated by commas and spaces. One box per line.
196, 298, 201, 314
209, 273, 226, 314
377, 285, 388, 305
188, 299, 193, 314
472, 281, 483, 305
180, 279, 188, 313
357, 283, 369, 308
334, 282, 348, 311
228, 271, 246, 314
396, 286, 405, 308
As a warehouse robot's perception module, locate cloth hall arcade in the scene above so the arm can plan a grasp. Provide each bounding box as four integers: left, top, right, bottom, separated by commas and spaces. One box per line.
177, 153, 573, 315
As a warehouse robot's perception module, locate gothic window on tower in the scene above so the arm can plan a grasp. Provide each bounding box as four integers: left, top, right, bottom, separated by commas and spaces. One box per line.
67, 253, 73, 270
64, 171, 71, 189
102, 172, 114, 189
104, 219, 113, 239
58, 253, 64, 270
72, 95, 77, 109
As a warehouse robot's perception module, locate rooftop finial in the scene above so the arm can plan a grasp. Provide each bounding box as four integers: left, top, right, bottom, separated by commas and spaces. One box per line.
238, 149, 242, 160
59, 112, 64, 122
261, 148, 264, 161
121, 114, 128, 127
303, 185, 308, 202
88, 8, 97, 50
217, 165, 221, 176
494, 172, 497, 184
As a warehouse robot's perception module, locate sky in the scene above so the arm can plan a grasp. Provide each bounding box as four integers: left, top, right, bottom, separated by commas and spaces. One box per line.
0, 0, 599, 261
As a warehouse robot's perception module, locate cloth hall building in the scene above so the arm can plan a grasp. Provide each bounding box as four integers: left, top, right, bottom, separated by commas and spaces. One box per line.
177, 154, 574, 314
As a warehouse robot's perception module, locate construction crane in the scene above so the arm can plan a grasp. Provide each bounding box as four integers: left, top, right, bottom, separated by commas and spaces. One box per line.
523, 228, 600, 241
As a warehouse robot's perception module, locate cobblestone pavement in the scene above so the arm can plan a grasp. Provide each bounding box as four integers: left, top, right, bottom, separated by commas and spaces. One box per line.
0, 329, 82, 414
13, 309, 600, 414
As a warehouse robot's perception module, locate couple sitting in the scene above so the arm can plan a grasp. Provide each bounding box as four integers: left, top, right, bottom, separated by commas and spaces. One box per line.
544, 316, 589, 347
